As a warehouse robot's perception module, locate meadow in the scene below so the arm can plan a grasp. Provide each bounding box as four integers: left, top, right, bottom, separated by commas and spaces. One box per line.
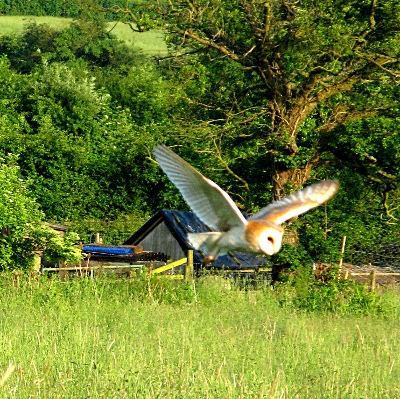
0, 12, 398, 399
0, 15, 168, 55
0, 273, 399, 398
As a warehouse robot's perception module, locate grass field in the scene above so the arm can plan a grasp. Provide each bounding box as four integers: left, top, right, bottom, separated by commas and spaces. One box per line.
0, 16, 168, 56
0, 274, 399, 398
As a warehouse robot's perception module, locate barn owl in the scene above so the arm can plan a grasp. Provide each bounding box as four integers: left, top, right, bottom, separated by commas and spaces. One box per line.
153, 144, 339, 263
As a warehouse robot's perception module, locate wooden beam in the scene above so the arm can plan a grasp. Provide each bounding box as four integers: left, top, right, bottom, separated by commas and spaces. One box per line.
370, 269, 376, 291
348, 272, 400, 276
151, 257, 187, 274
42, 264, 145, 272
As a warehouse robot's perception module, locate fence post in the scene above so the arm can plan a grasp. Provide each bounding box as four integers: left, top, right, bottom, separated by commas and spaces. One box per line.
185, 250, 194, 281
370, 270, 376, 292
32, 251, 42, 272
338, 235, 347, 275
59, 260, 67, 280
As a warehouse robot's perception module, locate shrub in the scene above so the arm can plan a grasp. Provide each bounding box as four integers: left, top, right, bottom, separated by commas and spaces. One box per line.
0, 156, 43, 269
0, 156, 82, 269
271, 269, 388, 315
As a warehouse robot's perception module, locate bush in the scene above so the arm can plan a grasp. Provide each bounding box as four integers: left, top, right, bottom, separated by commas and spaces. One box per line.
24, 224, 82, 265
0, 156, 82, 269
270, 243, 312, 282
0, 0, 80, 17
271, 270, 388, 315
0, 156, 43, 269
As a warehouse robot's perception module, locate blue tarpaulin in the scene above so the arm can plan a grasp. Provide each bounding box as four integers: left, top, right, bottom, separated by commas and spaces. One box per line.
82, 246, 134, 255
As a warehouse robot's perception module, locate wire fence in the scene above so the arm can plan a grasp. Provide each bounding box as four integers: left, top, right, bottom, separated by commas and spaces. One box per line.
75, 229, 400, 274
77, 231, 133, 246
344, 242, 400, 271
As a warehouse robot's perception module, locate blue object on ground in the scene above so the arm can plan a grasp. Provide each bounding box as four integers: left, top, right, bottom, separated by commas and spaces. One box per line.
82, 246, 134, 255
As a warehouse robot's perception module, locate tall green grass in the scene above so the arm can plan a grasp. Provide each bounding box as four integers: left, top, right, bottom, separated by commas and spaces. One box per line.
0, 273, 399, 398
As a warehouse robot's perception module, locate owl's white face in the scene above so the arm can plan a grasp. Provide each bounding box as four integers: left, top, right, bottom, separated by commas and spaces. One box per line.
258, 228, 283, 255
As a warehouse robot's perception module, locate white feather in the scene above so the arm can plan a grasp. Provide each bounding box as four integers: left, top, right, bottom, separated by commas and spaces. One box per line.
153, 145, 247, 231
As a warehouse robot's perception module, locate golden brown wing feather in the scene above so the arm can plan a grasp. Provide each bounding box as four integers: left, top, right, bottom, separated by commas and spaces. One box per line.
250, 180, 339, 225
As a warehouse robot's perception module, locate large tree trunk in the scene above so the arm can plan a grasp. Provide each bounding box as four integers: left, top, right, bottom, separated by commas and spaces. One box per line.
270, 163, 315, 283
272, 166, 313, 201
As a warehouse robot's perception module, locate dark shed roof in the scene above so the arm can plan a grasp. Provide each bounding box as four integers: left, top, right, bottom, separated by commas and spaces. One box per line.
123, 210, 269, 270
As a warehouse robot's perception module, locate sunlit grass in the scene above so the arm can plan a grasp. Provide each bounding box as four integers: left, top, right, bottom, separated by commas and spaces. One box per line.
0, 274, 399, 398
0, 16, 168, 55
107, 22, 167, 55
0, 16, 71, 35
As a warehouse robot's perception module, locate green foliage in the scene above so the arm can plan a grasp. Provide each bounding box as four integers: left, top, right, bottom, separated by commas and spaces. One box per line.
270, 243, 312, 274
156, 0, 400, 226
26, 224, 82, 265
272, 270, 389, 315
65, 212, 149, 244
0, 0, 159, 21
0, 19, 174, 221
30, 61, 111, 133
0, 19, 138, 73
0, 22, 60, 73
0, 156, 83, 269
0, 156, 43, 269
53, 18, 136, 67
0, 0, 81, 18
0, 2, 398, 269
102, 62, 172, 125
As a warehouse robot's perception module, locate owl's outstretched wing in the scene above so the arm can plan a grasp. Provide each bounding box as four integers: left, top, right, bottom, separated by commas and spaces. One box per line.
153, 145, 247, 231
250, 180, 339, 225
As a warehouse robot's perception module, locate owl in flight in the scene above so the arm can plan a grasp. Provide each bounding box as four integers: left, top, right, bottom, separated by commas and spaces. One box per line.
153, 145, 339, 263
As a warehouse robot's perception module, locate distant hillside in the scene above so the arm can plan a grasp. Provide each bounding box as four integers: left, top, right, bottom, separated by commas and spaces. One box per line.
0, 15, 167, 56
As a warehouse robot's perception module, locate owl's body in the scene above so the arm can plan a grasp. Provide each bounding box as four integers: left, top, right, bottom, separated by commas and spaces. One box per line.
153, 145, 339, 263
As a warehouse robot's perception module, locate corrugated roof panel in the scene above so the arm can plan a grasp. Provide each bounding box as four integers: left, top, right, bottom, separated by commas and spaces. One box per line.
123, 210, 270, 270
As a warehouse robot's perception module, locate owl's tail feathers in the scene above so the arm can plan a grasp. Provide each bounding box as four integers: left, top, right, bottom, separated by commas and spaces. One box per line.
187, 232, 224, 261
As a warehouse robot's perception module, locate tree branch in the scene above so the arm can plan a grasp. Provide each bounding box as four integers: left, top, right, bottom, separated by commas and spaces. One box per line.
356, 53, 400, 80
213, 138, 250, 192
177, 30, 240, 62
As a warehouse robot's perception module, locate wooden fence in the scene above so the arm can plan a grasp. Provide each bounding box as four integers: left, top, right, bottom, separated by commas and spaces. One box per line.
40, 235, 400, 290
42, 250, 195, 281
41, 249, 275, 280
338, 235, 400, 291
343, 269, 400, 291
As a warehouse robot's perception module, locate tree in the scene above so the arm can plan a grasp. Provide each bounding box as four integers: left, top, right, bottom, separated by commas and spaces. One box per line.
89, 0, 399, 266
0, 20, 175, 222
151, 0, 400, 206
0, 156, 83, 270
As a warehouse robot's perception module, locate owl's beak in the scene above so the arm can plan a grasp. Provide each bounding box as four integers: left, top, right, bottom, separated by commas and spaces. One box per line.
203, 255, 215, 264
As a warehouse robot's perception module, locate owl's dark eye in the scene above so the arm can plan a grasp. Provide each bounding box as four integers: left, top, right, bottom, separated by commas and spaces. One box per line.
268, 237, 274, 244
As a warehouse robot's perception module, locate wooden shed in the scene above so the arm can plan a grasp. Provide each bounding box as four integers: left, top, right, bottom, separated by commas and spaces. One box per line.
46, 223, 68, 236
123, 210, 269, 270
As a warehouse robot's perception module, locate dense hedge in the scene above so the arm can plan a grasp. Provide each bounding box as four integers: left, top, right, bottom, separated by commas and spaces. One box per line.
0, 0, 79, 17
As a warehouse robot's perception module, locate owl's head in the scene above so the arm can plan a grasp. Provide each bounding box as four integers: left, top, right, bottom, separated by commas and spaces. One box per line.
246, 221, 283, 256
258, 228, 283, 255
